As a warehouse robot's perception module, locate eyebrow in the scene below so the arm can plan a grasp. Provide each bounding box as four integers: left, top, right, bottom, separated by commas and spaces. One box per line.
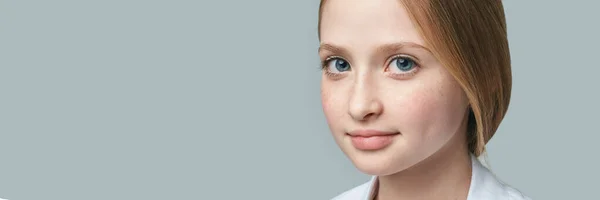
375, 42, 432, 55
318, 43, 352, 59
318, 42, 432, 59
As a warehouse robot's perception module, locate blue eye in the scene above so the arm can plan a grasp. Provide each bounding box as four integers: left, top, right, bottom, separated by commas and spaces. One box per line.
326, 58, 351, 73
387, 56, 417, 74
392, 57, 415, 72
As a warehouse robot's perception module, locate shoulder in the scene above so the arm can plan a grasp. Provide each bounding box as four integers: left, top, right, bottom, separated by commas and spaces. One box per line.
470, 176, 533, 200
469, 155, 532, 200
331, 178, 375, 200
503, 184, 532, 200
480, 180, 531, 200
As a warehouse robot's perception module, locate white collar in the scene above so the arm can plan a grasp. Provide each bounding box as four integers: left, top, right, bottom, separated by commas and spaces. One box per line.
334, 154, 530, 200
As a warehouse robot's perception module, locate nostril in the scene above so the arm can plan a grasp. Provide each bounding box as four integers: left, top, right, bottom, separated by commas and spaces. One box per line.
361, 113, 377, 121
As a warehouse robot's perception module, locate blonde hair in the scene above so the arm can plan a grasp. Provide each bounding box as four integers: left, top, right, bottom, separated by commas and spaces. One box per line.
318, 0, 512, 157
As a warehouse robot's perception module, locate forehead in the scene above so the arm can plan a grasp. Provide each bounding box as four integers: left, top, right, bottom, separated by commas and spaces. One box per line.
319, 0, 425, 48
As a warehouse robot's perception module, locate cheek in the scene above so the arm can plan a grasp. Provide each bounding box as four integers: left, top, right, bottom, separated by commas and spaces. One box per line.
321, 81, 347, 130
388, 79, 468, 141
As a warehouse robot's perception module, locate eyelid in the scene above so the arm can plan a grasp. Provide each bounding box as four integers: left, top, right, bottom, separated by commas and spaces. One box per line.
324, 55, 346, 62
320, 55, 349, 74
386, 54, 420, 66
384, 54, 421, 80
321, 55, 347, 69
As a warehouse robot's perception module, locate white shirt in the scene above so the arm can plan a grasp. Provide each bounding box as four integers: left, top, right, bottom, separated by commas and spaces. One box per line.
332, 155, 531, 200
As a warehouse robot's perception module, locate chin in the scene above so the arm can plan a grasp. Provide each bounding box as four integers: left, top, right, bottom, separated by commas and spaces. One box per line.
342, 143, 416, 176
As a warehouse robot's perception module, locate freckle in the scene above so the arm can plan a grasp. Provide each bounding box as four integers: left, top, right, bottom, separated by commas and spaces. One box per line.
437, 78, 445, 98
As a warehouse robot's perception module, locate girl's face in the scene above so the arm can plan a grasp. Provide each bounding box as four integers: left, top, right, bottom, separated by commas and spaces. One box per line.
319, 0, 470, 176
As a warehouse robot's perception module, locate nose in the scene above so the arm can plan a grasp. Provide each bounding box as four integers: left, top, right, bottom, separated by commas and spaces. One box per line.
348, 78, 383, 122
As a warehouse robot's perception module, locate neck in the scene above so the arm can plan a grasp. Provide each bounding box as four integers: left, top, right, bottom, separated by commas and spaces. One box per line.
375, 132, 472, 200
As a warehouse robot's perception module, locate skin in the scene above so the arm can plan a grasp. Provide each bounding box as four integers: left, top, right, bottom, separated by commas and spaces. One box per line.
319, 0, 473, 199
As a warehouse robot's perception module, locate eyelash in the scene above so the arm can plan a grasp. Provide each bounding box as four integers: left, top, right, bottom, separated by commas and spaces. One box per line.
385, 55, 420, 79
319, 55, 421, 79
320, 56, 346, 78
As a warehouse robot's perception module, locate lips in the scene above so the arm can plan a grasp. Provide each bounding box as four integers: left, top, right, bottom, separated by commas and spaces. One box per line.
347, 130, 399, 151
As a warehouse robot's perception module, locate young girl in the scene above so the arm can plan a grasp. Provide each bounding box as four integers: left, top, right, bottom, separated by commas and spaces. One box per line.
318, 0, 531, 199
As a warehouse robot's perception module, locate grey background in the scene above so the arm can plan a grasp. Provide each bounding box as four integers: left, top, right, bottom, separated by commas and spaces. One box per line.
0, 0, 597, 199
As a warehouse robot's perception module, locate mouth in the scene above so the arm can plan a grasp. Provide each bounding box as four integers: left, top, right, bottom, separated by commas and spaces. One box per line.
347, 130, 400, 151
